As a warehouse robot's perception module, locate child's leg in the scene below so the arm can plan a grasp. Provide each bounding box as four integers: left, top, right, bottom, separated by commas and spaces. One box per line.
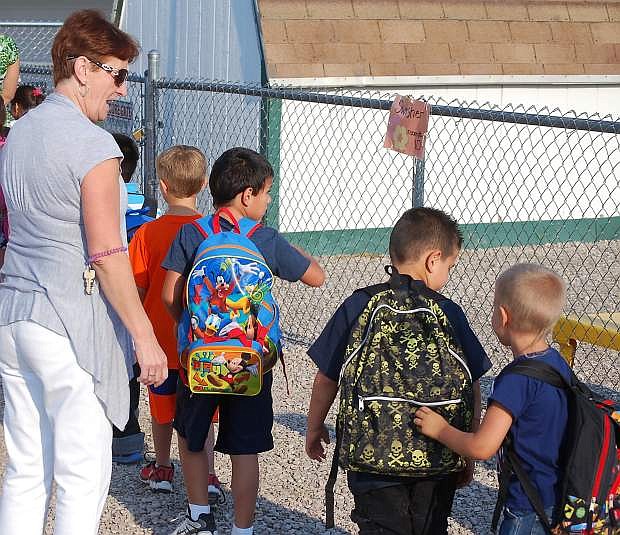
206, 422, 216, 474
351, 485, 412, 535
152, 418, 174, 467
230, 454, 259, 529
178, 434, 210, 506
408, 474, 458, 535
498, 506, 554, 535
147, 369, 178, 467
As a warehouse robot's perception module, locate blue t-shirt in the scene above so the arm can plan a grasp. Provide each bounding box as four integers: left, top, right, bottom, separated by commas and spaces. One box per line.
162, 216, 310, 283
308, 278, 492, 492
489, 348, 571, 512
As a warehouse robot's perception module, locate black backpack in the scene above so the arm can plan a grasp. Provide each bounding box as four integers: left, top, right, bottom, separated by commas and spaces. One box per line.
491, 360, 620, 535
325, 268, 474, 528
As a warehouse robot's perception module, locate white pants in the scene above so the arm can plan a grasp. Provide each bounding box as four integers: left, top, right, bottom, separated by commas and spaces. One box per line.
0, 321, 112, 535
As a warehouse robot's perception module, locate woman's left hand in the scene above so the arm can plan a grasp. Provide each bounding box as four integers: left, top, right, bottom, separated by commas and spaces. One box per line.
134, 333, 168, 387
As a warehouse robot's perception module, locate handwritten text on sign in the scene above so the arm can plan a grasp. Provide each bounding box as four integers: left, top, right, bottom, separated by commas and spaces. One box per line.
384, 95, 430, 159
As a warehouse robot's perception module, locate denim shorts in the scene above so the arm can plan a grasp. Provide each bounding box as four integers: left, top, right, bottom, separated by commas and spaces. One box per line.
499, 506, 554, 535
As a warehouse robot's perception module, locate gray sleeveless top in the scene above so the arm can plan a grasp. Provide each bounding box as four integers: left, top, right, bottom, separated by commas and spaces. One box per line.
0, 92, 132, 429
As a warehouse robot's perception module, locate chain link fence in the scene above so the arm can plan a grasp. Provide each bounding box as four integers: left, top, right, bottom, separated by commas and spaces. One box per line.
0, 22, 60, 65
18, 62, 620, 391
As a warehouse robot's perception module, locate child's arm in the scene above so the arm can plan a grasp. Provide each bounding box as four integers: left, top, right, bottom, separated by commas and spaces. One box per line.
306, 371, 338, 461
414, 401, 513, 461
456, 380, 483, 487
293, 245, 325, 287
127, 228, 148, 303
162, 270, 186, 322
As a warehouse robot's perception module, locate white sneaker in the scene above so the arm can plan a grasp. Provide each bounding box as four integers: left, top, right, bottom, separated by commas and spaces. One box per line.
169, 508, 217, 535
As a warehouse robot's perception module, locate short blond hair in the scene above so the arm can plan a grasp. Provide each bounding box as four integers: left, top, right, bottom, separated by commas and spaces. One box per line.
495, 263, 567, 336
156, 145, 207, 198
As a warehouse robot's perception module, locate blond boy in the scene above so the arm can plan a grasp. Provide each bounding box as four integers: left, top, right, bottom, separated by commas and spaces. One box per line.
130, 146, 220, 497
415, 263, 570, 535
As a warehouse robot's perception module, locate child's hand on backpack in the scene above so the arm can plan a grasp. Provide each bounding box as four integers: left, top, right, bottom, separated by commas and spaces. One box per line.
305, 424, 330, 461
413, 406, 448, 439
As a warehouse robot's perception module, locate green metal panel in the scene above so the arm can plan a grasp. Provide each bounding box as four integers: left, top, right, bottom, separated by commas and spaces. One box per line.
262, 98, 282, 230
281, 216, 620, 256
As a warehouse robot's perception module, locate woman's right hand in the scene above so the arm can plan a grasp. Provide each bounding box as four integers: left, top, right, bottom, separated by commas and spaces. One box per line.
134, 334, 168, 387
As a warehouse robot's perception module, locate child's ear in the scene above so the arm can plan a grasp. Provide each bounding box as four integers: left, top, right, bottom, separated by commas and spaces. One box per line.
159, 178, 168, 195
240, 187, 254, 207
200, 176, 208, 192
425, 250, 442, 273
499, 305, 509, 327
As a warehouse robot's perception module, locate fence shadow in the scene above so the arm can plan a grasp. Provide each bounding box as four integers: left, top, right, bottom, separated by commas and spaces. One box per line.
107, 469, 353, 535
274, 411, 335, 439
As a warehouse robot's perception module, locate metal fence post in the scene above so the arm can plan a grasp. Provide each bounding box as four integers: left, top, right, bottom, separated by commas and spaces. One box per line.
144, 50, 160, 217
412, 157, 425, 207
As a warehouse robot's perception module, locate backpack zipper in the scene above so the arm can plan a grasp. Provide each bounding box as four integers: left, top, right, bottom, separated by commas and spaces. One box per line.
358, 395, 462, 411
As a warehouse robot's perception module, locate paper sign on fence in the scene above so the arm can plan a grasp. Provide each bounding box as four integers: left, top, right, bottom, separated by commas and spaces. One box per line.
384, 95, 430, 159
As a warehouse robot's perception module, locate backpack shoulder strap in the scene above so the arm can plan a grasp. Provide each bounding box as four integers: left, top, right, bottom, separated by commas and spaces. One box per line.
324, 428, 342, 529
355, 282, 390, 299
191, 217, 211, 239
501, 359, 570, 390
212, 208, 240, 234
491, 437, 554, 534
237, 217, 262, 238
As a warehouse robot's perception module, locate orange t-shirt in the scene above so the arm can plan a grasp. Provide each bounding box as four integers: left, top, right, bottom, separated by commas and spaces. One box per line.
129, 214, 201, 369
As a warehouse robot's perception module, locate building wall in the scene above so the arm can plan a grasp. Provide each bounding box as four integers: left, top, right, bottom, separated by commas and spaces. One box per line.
121, 0, 263, 81
0, 0, 112, 21
257, 0, 620, 78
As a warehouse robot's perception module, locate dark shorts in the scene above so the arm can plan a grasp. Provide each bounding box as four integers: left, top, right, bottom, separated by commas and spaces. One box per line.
174, 371, 274, 455
350, 474, 458, 535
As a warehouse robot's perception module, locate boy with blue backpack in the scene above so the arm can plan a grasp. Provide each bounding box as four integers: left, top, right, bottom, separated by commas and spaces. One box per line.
111, 132, 150, 464
162, 147, 325, 535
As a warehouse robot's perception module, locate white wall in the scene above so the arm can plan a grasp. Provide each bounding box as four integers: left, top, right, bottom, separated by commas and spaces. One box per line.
276, 83, 620, 232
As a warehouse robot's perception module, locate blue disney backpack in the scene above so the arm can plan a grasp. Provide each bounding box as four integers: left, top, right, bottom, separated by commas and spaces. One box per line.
178, 208, 282, 396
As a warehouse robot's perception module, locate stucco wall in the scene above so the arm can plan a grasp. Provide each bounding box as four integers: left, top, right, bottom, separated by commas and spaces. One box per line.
257, 0, 620, 78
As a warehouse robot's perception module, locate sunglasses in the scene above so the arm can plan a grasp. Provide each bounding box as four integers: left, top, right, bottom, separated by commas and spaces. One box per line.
67, 55, 129, 87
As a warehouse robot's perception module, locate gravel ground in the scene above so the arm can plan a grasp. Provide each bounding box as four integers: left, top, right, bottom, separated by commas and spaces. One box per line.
0, 349, 499, 535
0, 239, 618, 534
2, 353, 617, 535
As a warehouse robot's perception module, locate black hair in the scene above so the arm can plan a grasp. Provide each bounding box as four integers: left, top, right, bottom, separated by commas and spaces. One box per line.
112, 133, 139, 182
11, 85, 45, 117
389, 207, 463, 264
209, 147, 273, 207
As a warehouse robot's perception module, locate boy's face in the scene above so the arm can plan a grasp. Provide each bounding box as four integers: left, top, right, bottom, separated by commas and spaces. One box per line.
245, 176, 273, 221
427, 249, 458, 291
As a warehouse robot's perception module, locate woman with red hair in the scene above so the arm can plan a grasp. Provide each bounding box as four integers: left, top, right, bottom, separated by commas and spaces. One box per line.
0, 10, 167, 534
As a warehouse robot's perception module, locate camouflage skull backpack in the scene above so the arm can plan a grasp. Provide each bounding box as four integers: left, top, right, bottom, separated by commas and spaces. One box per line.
325, 268, 474, 528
